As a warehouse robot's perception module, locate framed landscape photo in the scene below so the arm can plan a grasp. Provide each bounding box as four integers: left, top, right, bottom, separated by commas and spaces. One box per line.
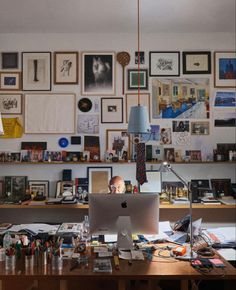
126, 93, 150, 123
127, 69, 148, 90
0, 72, 21, 90
0, 94, 22, 114
1, 52, 18, 69
182, 51, 211, 74
54, 52, 78, 84
22, 52, 51, 91
81, 51, 115, 95
101, 97, 123, 123
149, 51, 180, 76
214, 51, 236, 88
106, 129, 130, 160
87, 166, 113, 193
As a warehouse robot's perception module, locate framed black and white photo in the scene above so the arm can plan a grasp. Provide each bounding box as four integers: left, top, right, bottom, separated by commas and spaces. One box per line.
54, 52, 78, 84
81, 52, 115, 95
0, 72, 21, 90
149, 51, 180, 76
191, 121, 210, 135
183, 51, 211, 74
0, 93, 22, 114
28, 180, 49, 198
127, 69, 148, 90
126, 93, 150, 123
87, 167, 113, 193
22, 52, 51, 91
1, 52, 18, 69
101, 97, 123, 123
135, 51, 145, 64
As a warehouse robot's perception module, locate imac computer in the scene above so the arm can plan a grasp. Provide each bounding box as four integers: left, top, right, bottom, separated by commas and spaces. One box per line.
89, 193, 159, 249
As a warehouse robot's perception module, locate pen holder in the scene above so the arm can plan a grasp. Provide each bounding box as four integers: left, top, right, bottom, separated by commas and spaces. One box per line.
5, 255, 16, 271
51, 255, 63, 271
25, 255, 34, 268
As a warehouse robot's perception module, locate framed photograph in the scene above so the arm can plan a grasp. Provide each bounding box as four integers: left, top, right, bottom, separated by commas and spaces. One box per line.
106, 129, 130, 160
127, 69, 148, 90
191, 121, 210, 135
87, 167, 113, 193
4, 176, 28, 197
182, 51, 211, 74
28, 180, 49, 198
214, 91, 236, 107
0, 94, 22, 114
139, 171, 161, 193
54, 52, 78, 84
210, 179, 231, 198
101, 97, 123, 123
81, 51, 115, 95
0, 72, 21, 90
22, 52, 51, 91
135, 51, 145, 64
1, 52, 18, 69
186, 150, 202, 162
214, 51, 236, 88
126, 93, 150, 123
149, 51, 180, 76
84, 136, 100, 161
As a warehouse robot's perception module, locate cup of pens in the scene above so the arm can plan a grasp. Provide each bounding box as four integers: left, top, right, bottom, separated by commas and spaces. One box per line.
25, 253, 34, 268
51, 253, 63, 271
5, 248, 16, 271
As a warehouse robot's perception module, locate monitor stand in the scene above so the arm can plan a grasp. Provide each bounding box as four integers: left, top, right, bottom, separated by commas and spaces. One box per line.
116, 216, 133, 250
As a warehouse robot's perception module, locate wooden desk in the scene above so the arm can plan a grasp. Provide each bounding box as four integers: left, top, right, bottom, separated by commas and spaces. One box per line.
0, 250, 235, 290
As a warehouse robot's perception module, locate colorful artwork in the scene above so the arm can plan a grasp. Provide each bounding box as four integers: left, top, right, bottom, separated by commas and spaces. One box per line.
214, 92, 236, 107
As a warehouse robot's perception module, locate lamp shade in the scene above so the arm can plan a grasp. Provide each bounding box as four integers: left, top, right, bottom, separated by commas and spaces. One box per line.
0, 113, 4, 135
127, 105, 150, 134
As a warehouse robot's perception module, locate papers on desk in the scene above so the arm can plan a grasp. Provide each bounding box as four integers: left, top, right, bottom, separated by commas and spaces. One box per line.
8, 223, 59, 235
119, 250, 144, 260
217, 248, 236, 261
57, 223, 83, 234
204, 227, 236, 244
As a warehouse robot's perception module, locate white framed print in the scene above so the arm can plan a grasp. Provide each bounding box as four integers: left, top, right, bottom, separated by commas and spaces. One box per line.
149, 51, 180, 76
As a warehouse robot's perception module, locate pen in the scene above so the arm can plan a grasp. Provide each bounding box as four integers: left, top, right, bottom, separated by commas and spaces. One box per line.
113, 255, 119, 270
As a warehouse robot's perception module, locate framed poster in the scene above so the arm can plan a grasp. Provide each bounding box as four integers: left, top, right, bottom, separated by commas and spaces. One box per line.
149, 51, 180, 76
127, 69, 148, 90
22, 52, 51, 91
87, 167, 113, 193
0, 72, 21, 90
1, 52, 18, 69
81, 51, 115, 95
54, 52, 78, 84
214, 51, 236, 88
24, 93, 75, 133
182, 51, 211, 74
126, 93, 150, 123
0, 94, 22, 114
101, 97, 123, 123
106, 129, 130, 160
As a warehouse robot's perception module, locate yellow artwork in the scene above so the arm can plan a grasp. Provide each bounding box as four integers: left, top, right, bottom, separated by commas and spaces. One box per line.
0, 117, 23, 138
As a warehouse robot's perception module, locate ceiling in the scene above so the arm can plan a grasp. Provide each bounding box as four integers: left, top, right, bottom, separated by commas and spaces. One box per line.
0, 0, 235, 34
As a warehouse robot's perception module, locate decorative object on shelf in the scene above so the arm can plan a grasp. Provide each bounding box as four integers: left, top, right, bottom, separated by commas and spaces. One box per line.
149, 51, 180, 76
127, 68, 148, 90
1, 52, 18, 69
54, 51, 78, 84
58, 137, 69, 148
214, 51, 236, 88
0, 94, 22, 115
116, 51, 130, 95
182, 51, 211, 74
0, 72, 21, 91
106, 129, 130, 161
101, 97, 123, 123
87, 166, 112, 194
78, 98, 92, 112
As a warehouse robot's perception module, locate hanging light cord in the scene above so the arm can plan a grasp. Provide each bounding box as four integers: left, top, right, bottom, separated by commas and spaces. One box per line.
137, 0, 141, 106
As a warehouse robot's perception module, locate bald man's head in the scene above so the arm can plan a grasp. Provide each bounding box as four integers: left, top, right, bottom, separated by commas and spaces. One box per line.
109, 176, 125, 194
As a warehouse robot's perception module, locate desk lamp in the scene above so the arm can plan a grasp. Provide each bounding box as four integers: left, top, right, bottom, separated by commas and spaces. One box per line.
0, 113, 4, 135
160, 161, 197, 260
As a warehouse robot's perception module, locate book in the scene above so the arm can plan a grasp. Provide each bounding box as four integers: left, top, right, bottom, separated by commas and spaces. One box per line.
93, 259, 112, 273
201, 197, 222, 205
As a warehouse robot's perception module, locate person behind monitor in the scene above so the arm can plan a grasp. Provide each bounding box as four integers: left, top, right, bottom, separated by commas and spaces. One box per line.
109, 176, 126, 194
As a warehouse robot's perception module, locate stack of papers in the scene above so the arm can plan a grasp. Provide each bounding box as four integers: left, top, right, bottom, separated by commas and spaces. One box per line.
203, 227, 236, 246
9, 223, 59, 235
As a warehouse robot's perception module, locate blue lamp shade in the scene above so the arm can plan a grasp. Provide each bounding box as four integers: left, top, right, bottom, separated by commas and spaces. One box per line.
127, 105, 151, 134
0, 113, 4, 135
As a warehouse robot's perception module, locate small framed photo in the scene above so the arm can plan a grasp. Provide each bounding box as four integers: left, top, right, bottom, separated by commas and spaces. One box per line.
1, 52, 18, 69
149, 51, 180, 76
101, 97, 123, 123
126, 93, 150, 123
127, 69, 148, 90
106, 129, 130, 160
0, 72, 21, 90
54, 52, 78, 84
191, 121, 210, 135
182, 51, 211, 74
22, 52, 51, 91
87, 166, 113, 193
28, 180, 49, 199
214, 51, 236, 88
187, 150, 202, 162
135, 51, 145, 64
4, 176, 28, 197
81, 51, 115, 95
0, 94, 22, 114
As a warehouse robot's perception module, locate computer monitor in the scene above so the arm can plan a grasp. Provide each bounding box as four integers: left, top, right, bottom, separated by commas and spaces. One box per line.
89, 193, 159, 250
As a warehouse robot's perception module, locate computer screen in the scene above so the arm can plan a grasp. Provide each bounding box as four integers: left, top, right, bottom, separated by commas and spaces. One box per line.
89, 193, 159, 249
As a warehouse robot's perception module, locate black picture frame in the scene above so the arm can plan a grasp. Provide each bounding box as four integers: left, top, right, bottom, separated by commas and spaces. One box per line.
1, 52, 18, 69
127, 69, 148, 90
4, 176, 28, 197
182, 51, 211, 74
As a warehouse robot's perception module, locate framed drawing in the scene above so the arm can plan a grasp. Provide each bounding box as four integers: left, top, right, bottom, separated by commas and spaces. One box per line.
54, 52, 78, 84
81, 51, 115, 95
0, 94, 22, 114
87, 167, 113, 193
28, 180, 49, 198
214, 51, 236, 88
106, 129, 130, 160
191, 121, 210, 135
4, 176, 28, 197
182, 51, 211, 74
101, 97, 123, 123
1, 52, 18, 69
0, 72, 21, 90
77, 114, 99, 134
126, 93, 150, 123
127, 69, 148, 90
22, 52, 51, 91
149, 51, 180, 76
24, 93, 75, 133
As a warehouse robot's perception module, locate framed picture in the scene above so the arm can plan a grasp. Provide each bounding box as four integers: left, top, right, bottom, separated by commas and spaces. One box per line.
106, 129, 130, 160
0, 180, 4, 198
149, 51, 180, 76
1, 52, 18, 69
28, 180, 49, 198
214, 51, 236, 88
22, 52, 51, 91
186, 150, 202, 162
0, 94, 22, 114
182, 51, 211, 74
101, 97, 123, 123
126, 93, 150, 123
81, 51, 115, 95
127, 69, 148, 90
191, 121, 210, 135
87, 167, 113, 193
139, 171, 161, 193
0, 72, 21, 90
77, 114, 99, 134
54, 52, 78, 84
4, 176, 28, 197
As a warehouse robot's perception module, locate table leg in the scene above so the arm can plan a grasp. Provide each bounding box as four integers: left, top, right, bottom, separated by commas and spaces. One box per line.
180, 280, 188, 290
118, 279, 126, 290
